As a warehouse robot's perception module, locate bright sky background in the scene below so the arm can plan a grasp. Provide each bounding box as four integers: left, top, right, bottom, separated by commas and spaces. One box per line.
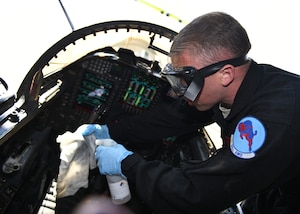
1, 0, 299, 93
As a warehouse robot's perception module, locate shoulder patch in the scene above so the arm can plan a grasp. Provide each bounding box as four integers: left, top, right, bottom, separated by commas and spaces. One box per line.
230, 116, 266, 159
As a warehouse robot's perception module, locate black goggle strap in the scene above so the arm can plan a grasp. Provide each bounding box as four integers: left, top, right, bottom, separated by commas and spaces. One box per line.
198, 55, 249, 77
185, 55, 249, 101
162, 55, 248, 78
161, 55, 248, 101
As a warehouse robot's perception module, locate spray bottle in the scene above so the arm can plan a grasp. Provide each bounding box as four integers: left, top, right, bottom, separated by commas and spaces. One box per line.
96, 138, 131, 204
84, 134, 131, 204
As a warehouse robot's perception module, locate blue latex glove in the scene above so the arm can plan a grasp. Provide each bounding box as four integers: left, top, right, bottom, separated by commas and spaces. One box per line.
77, 124, 110, 139
95, 141, 133, 176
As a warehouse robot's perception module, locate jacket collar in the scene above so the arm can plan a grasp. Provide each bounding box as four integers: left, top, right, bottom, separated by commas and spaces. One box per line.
225, 60, 262, 120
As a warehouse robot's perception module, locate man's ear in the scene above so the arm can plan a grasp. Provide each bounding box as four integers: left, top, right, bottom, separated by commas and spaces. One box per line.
220, 64, 234, 87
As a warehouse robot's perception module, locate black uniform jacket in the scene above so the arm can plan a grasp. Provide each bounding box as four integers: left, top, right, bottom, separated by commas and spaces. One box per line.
108, 60, 300, 214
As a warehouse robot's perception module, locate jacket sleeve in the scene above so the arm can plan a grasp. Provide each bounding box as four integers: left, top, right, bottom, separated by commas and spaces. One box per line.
107, 98, 214, 145
121, 122, 300, 214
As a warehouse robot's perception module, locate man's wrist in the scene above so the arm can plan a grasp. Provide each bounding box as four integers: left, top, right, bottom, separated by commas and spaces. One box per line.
121, 153, 144, 181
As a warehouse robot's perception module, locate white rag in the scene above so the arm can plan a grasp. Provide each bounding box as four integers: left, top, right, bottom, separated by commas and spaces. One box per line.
56, 131, 100, 198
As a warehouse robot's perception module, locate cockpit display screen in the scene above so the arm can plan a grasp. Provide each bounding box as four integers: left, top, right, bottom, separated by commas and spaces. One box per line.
75, 72, 113, 112
122, 70, 159, 111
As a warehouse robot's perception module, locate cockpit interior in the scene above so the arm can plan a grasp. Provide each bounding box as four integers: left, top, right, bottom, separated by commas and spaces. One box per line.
0, 20, 219, 214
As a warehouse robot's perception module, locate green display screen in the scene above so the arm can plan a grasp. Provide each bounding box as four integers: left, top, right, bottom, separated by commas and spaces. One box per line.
75, 72, 113, 111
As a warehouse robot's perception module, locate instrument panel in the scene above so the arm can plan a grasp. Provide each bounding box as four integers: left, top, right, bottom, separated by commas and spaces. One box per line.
48, 48, 173, 132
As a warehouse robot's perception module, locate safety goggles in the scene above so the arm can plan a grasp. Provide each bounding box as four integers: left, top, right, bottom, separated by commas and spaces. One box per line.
161, 55, 248, 101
